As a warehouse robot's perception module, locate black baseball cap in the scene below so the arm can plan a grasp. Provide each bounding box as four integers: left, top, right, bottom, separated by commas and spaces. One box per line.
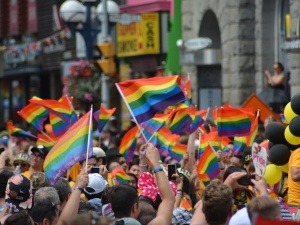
31, 145, 49, 157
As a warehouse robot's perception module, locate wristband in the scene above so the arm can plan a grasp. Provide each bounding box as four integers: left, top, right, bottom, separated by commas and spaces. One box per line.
72, 186, 84, 192
219, 167, 225, 170
176, 191, 183, 196
153, 166, 163, 174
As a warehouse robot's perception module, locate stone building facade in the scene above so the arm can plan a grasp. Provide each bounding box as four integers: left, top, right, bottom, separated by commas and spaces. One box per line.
181, 0, 299, 108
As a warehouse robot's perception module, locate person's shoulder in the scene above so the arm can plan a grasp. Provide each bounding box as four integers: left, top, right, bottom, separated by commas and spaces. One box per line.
22, 171, 31, 179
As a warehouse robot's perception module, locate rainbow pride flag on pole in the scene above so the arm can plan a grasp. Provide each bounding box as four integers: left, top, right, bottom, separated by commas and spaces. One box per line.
169, 108, 192, 134
18, 103, 49, 131
44, 110, 93, 185
197, 145, 220, 185
139, 112, 174, 141
246, 114, 259, 146
119, 126, 139, 163
116, 76, 186, 123
7, 122, 37, 140
93, 104, 116, 133
170, 144, 187, 162
217, 107, 251, 137
29, 98, 74, 123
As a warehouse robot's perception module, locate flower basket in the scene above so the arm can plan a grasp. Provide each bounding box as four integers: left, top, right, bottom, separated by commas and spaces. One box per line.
62, 59, 102, 110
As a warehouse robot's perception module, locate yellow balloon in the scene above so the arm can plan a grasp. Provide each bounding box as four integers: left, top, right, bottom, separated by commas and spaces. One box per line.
280, 162, 289, 173
285, 126, 300, 145
284, 102, 298, 123
263, 164, 282, 185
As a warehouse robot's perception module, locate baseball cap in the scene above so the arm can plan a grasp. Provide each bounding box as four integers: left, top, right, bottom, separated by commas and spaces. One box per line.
31, 145, 49, 157
5, 174, 32, 212
93, 147, 106, 158
243, 147, 252, 162
177, 168, 191, 181
84, 173, 108, 195
14, 153, 31, 165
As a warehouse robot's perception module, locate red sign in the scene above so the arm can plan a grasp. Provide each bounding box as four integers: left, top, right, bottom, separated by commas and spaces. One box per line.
9, 0, 19, 36
27, 0, 37, 33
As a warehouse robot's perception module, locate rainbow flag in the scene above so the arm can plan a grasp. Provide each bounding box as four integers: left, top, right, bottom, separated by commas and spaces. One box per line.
153, 126, 180, 157
36, 133, 56, 151
199, 132, 219, 157
189, 107, 204, 133
167, 99, 193, 112
93, 104, 116, 133
18, 103, 49, 131
197, 145, 220, 183
7, 122, 37, 140
116, 76, 186, 123
140, 112, 174, 141
111, 167, 130, 185
233, 136, 247, 156
217, 108, 251, 137
169, 108, 192, 134
119, 126, 139, 163
58, 96, 78, 124
247, 114, 258, 146
170, 144, 187, 162
44, 110, 93, 185
29, 98, 74, 123
49, 113, 71, 138
198, 173, 210, 186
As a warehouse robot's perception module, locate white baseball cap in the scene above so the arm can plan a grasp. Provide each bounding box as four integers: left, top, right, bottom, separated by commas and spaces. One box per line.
93, 147, 106, 158
84, 173, 108, 195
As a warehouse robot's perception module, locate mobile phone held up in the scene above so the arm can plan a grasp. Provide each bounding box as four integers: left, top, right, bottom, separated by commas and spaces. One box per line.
90, 167, 100, 174
168, 164, 177, 181
237, 174, 255, 186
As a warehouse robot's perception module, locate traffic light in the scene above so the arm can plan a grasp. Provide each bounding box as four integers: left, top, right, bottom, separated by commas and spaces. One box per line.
96, 42, 116, 76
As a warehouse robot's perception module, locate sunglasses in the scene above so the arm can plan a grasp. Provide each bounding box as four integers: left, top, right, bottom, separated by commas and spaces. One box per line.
14, 162, 28, 167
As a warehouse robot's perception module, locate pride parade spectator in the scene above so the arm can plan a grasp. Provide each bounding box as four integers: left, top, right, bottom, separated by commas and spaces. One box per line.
23, 145, 49, 179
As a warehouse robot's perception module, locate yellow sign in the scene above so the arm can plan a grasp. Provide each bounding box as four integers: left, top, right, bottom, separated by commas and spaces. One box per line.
116, 12, 160, 57
119, 63, 132, 130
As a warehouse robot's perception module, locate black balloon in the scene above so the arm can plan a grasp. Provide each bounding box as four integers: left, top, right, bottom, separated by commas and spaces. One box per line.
269, 144, 291, 166
289, 116, 300, 136
291, 93, 300, 115
265, 122, 286, 144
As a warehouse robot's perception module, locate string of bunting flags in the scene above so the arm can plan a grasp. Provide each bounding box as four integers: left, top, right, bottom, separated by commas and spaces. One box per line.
0, 28, 72, 53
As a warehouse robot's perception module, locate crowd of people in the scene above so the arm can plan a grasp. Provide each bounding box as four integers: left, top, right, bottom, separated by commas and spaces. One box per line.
0, 111, 298, 225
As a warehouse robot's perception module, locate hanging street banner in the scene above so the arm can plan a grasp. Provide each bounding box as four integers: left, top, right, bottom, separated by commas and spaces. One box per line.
116, 12, 160, 57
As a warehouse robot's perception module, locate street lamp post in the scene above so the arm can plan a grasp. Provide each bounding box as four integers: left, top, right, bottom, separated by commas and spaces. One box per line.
59, 0, 120, 108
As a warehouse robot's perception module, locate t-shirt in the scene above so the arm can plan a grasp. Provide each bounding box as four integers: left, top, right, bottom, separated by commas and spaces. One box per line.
288, 148, 300, 205
22, 171, 31, 179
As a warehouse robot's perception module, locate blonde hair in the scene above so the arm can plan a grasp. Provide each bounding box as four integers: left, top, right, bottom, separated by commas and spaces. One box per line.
247, 197, 281, 222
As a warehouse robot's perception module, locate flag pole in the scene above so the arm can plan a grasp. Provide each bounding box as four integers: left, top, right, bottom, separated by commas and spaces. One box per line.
115, 84, 147, 142
38, 137, 54, 145
216, 107, 222, 151
40, 130, 56, 143
85, 105, 93, 171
